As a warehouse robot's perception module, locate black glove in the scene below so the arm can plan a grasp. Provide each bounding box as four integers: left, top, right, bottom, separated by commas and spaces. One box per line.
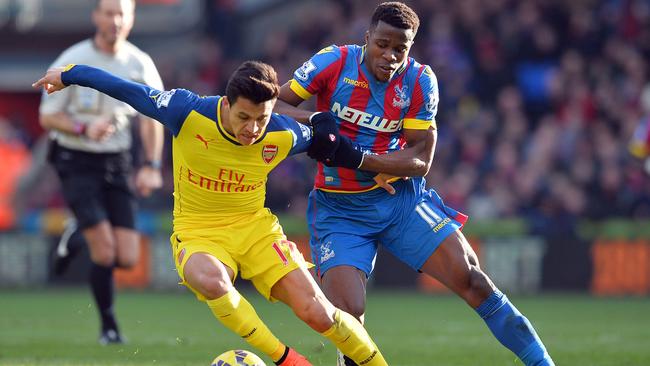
324, 135, 364, 169
307, 112, 340, 161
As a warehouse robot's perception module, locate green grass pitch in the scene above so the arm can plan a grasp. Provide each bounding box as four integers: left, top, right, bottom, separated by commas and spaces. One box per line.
1, 289, 649, 365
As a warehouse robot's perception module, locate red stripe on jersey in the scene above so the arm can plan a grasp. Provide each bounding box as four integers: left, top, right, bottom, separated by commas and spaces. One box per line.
404, 66, 427, 119
455, 211, 469, 228
335, 64, 372, 190
314, 162, 325, 188
375, 72, 408, 154
272, 242, 289, 266
316, 47, 348, 112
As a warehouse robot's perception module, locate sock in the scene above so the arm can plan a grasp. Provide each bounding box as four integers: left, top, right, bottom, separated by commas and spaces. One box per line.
207, 289, 285, 362
89, 263, 118, 332
273, 346, 290, 366
321, 310, 387, 366
476, 289, 554, 366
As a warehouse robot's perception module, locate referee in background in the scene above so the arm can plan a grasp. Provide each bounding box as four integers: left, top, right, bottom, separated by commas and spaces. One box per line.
38, 0, 164, 345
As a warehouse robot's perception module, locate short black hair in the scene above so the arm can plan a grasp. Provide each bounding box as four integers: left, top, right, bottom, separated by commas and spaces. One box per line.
226, 61, 280, 105
370, 2, 420, 33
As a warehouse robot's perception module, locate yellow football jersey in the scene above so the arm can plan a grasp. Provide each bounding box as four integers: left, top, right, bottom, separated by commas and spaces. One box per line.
150, 89, 313, 231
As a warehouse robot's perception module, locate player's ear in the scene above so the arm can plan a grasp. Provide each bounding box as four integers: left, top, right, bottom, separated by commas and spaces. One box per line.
364, 30, 369, 45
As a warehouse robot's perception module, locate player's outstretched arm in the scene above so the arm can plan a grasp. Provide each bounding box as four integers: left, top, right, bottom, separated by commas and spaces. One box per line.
33, 64, 185, 133
32, 66, 68, 94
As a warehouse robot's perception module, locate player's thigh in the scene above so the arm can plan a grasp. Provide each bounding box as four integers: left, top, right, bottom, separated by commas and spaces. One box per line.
171, 234, 238, 302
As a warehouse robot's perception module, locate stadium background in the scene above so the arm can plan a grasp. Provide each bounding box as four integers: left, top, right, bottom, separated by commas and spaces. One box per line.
1, 0, 650, 365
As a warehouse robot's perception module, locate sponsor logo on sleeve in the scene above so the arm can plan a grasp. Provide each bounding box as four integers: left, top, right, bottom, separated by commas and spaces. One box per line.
149, 89, 176, 108
425, 93, 437, 114
295, 60, 316, 81
298, 122, 311, 140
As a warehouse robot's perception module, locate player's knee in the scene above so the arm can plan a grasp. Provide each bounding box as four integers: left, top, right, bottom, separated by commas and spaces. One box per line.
116, 256, 138, 269
197, 274, 231, 300
89, 249, 116, 267
467, 266, 495, 302
115, 249, 139, 268
294, 295, 332, 332
329, 297, 365, 321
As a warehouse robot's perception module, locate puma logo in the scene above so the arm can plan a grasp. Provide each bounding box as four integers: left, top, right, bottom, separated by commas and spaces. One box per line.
195, 134, 214, 149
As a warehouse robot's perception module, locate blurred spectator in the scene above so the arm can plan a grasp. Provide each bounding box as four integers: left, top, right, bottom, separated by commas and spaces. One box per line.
0, 117, 31, 230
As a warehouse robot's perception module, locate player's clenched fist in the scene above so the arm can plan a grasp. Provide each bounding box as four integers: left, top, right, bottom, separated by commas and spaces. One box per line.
324, 135, 364, 169
307, 112, 340, 162
32, 66, 70, 94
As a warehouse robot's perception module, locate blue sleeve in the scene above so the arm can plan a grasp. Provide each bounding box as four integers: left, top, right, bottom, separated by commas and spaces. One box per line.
61, 64, 198, 136
269, 114, 313, 155
403, 64, 439, 130
289, 45, 343, 100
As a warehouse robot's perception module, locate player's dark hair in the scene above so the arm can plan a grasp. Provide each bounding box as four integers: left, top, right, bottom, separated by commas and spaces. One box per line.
226, 61, 280, 104
370, 2, 419, 33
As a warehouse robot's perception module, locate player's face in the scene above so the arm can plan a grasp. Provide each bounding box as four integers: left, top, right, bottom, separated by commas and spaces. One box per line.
93, 0, 134, 46
364, 21, 415, 82
225, 97, 276, 145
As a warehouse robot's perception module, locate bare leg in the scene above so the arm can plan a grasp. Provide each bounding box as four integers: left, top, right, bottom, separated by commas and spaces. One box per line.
114, 227, 139, 268
82, 220, 121, 342
320, 265, 367, 322
272, 268, 387, 366
419, 230, 494, 307
184, 252, 289, 362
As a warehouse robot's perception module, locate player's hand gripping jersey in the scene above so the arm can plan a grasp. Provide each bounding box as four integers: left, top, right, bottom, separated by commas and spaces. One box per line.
61, 65, 313, 230
289, 44, 439, 192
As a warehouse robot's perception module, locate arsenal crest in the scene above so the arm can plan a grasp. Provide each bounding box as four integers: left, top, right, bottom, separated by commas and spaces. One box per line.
262, 144, 278, 164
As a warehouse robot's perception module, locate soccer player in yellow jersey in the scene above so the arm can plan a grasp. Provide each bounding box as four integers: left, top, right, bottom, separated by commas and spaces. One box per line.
33, 61, 388, 366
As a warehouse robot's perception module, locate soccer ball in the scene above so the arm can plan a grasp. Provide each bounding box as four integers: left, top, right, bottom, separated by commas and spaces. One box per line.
211, 349, 266, 366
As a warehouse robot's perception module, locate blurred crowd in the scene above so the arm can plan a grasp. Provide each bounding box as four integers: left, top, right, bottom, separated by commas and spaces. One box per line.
3, 0, 650, 231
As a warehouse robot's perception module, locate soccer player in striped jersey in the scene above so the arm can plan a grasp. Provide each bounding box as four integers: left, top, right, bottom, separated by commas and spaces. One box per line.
277, 2, 555, 366
33, 61, 388, 366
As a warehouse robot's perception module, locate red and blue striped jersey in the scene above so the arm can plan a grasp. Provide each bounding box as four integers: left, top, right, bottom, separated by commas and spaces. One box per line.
290, 44, 439, 192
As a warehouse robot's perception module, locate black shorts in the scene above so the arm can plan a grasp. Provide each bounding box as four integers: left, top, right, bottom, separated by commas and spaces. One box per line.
50, 141, 136, 230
